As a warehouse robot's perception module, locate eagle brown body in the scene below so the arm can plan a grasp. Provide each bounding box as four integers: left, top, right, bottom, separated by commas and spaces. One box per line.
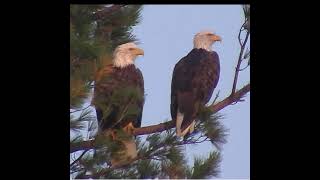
171, 48, 220, 135
93, 64, 144, 132
91, 42, 145, 167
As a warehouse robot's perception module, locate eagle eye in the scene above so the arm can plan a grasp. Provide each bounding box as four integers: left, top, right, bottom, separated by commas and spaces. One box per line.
129, 48, 135, 51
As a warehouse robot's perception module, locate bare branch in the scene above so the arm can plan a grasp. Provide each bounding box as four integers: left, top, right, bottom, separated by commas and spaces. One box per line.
70, 105, 91, 114
133, 121, 175, 136
238, 28, 244, 46
181, 137, 209, 145
239, 63, 250, 71
211, 90, 220, 105
71, 140, 95, 153
232, 29, 250, 95
210, 84, 250, 111
237, 20, 247, 47
70, 150, 89, 167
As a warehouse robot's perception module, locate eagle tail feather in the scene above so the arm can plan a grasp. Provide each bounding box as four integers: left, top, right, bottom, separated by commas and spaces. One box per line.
176, 92, 197, 137
176, 110, 185, 137
176, 112, 196, 137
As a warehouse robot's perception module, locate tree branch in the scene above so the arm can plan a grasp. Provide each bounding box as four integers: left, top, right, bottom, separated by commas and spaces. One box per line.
71, 140, 95, 153
70, 105, 91, 114
232, 27, 250, 95
133, 121, 175, 136
70, 83, 250, 153
70, 149, 89, 167
209, 83, 250, 111
239, 62, 250, 71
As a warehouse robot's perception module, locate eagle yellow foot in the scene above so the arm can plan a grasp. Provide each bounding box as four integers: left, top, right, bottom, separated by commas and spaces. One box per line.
123, 122, 135, 135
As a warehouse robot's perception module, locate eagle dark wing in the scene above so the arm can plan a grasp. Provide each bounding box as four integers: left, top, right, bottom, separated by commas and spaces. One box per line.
93, 64, 144, 131
171, 48, 220, 131
132, 67, 144, 128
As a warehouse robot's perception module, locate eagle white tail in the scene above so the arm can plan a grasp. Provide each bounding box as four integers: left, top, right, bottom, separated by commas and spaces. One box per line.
176, 110, 196, 137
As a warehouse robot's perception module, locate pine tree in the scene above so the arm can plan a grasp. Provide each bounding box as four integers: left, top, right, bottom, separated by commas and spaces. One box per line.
70, 4, 250, 179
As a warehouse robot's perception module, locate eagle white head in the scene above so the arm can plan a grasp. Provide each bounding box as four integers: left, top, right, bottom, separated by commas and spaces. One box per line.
113, 42, 144, 68
193, 30, 222, 51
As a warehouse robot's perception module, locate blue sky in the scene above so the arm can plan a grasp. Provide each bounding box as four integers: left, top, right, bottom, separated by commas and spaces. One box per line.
132, 5, 250, 178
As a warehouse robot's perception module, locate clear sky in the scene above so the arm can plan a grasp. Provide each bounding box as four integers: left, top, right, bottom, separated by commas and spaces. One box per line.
132, 5, 250, 178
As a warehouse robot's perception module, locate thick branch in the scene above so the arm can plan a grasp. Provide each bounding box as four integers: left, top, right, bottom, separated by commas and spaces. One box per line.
133, 121, 175, 135
70, 83, 250, 153
209, 83, 250, 111
70, 140, 94, 153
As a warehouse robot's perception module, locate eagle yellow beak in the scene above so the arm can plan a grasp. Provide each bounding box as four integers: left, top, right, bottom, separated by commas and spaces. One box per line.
133, 48, 144, 56
211, 34, 222, 42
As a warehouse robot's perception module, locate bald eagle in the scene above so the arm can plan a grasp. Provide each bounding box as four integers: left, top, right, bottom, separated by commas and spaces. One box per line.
92, 42, 144, 166
171, 31, 221, 137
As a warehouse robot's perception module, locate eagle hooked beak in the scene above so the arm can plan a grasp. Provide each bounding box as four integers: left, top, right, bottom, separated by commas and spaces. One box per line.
211, 34, 222, 42
133, 48, 144, 56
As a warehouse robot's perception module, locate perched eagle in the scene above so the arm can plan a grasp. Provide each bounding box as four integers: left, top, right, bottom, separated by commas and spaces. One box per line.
92, 42, 144, 166
171, 31, 221, 137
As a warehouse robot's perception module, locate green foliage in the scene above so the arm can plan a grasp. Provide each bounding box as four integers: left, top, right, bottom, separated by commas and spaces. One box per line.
78, 108, 96, 122
146, 133, 161, 148
196, 106, 228, 150
113, 129, 134, 142
109, 86, 144, 107
107, 5, 142, 48
142, 129, 181, 158
164, 143, 185, 164
70, 6, 144, 176
70, 78, 91, 109
94, 85, 144, 128
161, 160, 187, 179
70, 5, 104, 62
77, 132, 129, 169
101, 168, 137, 179
70, 118, 85, 133
70, 109, 95, 133
94, 133, 117, 149
189, 151, 221, 178
70, 5, 143, 109
71, 118, 226, 179
79, 152, 98, 171
70, 135, 83, 144
136, 159, 160, 179
136, 129, 188, 178
71, 95, 228, 179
